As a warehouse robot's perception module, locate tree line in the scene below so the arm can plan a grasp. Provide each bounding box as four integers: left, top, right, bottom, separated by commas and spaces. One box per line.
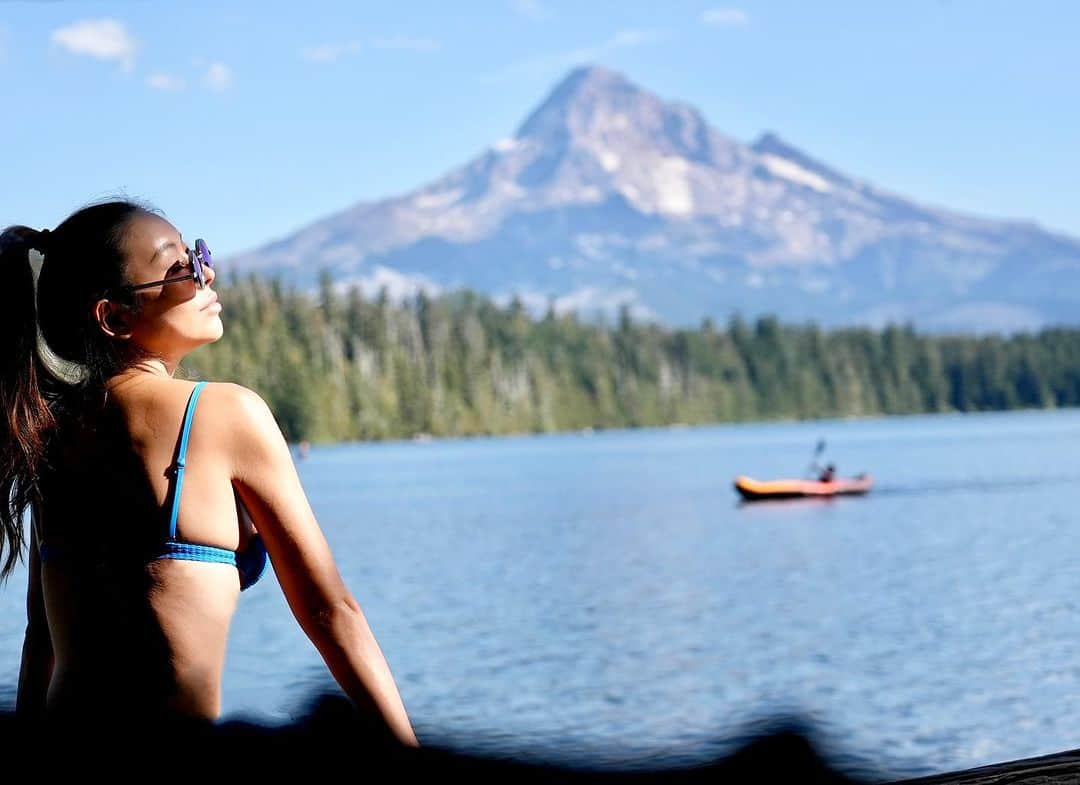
184, 271, 1080, 443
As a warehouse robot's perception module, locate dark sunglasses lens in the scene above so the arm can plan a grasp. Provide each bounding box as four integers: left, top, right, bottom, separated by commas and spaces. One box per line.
189, 250, 205, 289
196, 239, 213, 269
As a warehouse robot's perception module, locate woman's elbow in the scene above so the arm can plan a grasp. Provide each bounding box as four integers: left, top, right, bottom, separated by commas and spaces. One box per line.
303, 594, 366, 638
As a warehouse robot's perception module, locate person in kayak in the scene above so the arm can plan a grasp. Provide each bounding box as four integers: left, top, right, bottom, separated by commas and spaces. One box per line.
818, 464, 836, 483
2, 200, 417, 745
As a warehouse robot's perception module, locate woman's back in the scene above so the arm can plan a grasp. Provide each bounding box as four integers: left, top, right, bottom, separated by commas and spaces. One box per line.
37, 377, 256, 720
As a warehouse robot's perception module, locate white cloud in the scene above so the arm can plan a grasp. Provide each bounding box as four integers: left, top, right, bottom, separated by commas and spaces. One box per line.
512, 0, 547, 19
702, 8, 749, 26
146, 72, 185, 90
51, 18, 138, 71
372, 37, 440, 52
203, 62, 232, 91
488, 28, 665, 81
300, 41, 362, 63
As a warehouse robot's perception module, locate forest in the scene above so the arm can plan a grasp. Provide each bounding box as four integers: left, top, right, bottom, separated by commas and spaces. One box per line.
185, 272, 1080, 443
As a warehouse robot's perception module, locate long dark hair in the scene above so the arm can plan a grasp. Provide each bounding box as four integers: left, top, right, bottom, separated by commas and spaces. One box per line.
0, 200, 156, 582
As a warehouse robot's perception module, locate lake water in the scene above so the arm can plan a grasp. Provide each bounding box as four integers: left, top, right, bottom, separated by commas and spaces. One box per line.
4, 409, 1080, 778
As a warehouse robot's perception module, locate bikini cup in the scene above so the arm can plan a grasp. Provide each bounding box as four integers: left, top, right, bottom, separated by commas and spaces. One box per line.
236, 535, 268, 591
234, 495, 268, 590
160, 381, 270, 591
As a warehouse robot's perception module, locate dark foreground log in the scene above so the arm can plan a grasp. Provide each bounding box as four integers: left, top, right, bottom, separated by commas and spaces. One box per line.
4, 693, 1079, 784
0, 693, 861, 783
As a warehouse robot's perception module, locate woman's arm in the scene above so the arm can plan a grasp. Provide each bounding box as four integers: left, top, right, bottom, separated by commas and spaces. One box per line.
16, 516, 54, 720
217, 383, 418, 747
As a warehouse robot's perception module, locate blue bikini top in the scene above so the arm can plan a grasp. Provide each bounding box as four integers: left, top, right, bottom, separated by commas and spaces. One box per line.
39, 381, 268, 591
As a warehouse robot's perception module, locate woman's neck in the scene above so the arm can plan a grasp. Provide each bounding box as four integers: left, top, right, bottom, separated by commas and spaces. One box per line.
105, 360, 175, 393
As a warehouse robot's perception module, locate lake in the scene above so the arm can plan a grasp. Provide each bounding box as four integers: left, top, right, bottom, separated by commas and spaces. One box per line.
4, 408, 1080, 778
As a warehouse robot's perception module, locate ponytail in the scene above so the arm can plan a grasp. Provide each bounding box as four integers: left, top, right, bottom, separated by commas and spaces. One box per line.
0, 199, 150, 583
0, 227, 54, 582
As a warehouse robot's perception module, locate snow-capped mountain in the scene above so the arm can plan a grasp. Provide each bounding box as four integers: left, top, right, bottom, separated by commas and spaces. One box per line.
229, 66, 1080, 332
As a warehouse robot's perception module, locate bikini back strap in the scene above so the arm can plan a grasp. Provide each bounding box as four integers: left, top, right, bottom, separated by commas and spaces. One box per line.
167, 381, 209, 540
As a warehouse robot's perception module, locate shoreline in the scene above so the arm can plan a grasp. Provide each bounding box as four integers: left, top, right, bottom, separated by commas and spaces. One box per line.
288, 403, 1080, 453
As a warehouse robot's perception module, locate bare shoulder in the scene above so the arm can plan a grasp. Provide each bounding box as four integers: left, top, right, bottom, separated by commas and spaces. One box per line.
197, 381, 275, 426
127, 379, 273, 434
193, 382, 289, 474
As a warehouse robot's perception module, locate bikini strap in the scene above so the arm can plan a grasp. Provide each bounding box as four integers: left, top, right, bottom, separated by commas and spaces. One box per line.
167, 381, 209, 540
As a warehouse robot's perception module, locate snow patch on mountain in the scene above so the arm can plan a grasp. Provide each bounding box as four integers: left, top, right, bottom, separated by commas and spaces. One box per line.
759, 154, 833, 193
654, 157, 694, 215
598, 149, 620, 172
412, 188, 465, 210
335, 266, 442, 302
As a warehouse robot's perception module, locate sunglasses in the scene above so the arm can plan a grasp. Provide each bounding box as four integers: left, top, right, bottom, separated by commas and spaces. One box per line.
118, 238, 214, 295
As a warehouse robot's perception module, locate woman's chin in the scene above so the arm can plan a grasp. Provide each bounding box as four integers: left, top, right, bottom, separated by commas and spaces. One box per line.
202, 322, 225, 344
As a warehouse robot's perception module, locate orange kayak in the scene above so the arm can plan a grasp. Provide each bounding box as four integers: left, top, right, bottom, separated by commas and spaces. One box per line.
734, 474, 873, 501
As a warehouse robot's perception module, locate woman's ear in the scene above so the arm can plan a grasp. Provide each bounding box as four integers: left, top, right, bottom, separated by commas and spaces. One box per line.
94, 298, 134, 339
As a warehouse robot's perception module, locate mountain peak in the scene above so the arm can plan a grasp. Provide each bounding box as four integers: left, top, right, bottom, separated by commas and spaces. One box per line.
514, 65, 642, 141
512, 64, 722, 171
555, 64, 630, 93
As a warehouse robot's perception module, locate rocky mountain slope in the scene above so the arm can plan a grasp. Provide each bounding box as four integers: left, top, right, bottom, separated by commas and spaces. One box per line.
229, 66, 1080, 332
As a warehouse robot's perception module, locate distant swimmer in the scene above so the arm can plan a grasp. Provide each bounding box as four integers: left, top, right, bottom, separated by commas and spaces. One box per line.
807, 438, 830, 480
297, 440, 311, 460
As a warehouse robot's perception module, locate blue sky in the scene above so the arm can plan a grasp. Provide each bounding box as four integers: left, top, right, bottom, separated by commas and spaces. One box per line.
1, 0, 1077, 256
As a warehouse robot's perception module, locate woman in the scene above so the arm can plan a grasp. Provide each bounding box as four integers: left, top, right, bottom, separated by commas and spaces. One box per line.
1, 200, 417, 746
